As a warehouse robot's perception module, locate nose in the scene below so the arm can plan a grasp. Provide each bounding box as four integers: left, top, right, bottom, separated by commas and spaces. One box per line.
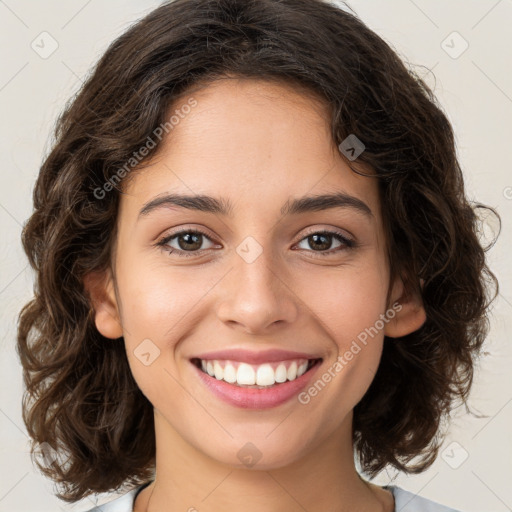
216, 244, 299, 334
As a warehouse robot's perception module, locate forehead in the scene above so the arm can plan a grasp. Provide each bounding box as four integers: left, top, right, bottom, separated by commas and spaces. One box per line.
121, 78, 380, 221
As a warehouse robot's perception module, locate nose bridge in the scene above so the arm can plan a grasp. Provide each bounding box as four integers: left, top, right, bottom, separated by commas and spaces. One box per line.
236, 236, 278, 292
216, 235, 298, 331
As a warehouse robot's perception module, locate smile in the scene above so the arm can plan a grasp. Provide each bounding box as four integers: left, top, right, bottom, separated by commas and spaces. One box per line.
191, 357, 321, 388
189, 355, 323, 409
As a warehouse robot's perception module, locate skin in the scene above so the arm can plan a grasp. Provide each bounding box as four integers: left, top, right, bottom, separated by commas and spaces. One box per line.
85, 77, 426, 512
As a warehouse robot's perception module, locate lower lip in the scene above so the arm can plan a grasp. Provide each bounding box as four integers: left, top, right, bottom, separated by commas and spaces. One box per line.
191, 360, 322, 409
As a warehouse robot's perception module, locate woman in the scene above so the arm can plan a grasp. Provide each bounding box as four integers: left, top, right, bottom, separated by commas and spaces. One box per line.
17, 1, 498, 511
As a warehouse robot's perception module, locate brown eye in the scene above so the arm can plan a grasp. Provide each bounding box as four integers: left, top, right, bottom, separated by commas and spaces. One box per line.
175, 232, 203, 251
158, 229, 217, 257
295, 230, 355, 256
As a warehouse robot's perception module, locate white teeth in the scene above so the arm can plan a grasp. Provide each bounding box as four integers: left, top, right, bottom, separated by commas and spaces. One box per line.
274, 363, 288, 383
297, 362, 308, 377
223, 363, 237, 383
287, 361, 297, 381
213, 361, 224, 380
197, 358, 317, 387
256, 364, 275, 386
237, 363, 256, 385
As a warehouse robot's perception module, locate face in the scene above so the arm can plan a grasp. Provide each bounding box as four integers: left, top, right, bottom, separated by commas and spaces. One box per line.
87, 77, 425, 470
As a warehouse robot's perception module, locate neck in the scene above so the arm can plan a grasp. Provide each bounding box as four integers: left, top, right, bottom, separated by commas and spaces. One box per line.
134, 410, 393, 512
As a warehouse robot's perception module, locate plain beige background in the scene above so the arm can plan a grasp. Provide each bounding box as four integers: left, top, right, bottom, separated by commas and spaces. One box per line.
0, 1, 511, 511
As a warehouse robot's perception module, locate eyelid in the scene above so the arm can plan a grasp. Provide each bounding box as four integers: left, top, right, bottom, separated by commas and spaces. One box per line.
297, 225, 355, 244
157, 223, 216, 240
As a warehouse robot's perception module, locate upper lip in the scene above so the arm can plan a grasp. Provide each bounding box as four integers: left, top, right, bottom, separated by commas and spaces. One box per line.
191, 349, 322, 365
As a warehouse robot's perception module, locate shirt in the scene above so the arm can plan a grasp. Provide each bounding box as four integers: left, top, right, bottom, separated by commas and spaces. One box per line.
84, 482, 463, 511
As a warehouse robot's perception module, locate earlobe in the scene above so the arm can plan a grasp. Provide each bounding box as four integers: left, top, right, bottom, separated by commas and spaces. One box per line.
83, 269, 123, 339
384, 277, 426, 338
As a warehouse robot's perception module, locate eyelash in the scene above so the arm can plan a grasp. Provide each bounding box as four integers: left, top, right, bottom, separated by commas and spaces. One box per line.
156, 228, 356, 259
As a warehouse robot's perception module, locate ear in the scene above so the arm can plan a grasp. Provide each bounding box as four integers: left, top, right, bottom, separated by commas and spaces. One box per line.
83, 268, 123, 339
384, 276, 426, 338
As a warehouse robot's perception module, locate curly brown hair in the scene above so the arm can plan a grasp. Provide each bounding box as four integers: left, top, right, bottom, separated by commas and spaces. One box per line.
16, 0, 499, 503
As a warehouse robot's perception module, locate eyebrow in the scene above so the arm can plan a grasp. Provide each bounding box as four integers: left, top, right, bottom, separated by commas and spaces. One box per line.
138, 191, 373, 220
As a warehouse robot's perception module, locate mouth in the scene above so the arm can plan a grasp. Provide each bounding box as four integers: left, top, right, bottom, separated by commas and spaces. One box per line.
190, 357, 323, 389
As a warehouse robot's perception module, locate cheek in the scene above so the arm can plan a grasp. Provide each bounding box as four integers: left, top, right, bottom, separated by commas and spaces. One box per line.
113, 255, 187, 388
298, 261, 389, 346
115, 256, 225, 396
293, 259, 389, 407
116, 255, 207, 339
